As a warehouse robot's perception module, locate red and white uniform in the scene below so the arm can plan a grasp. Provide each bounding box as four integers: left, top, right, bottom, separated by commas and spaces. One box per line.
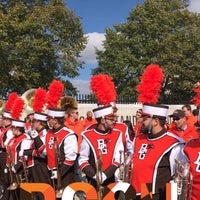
36, 128, 47, 155
44, 126, 77, 170
24, 128, 47, 163
0, 126, 13, 149
86, 122, 133, 156
79, 128, 124, 177
7, 133, 32, 169
24, 128, 51, 185
178, 138, 200, 200
131, 130, 184, 196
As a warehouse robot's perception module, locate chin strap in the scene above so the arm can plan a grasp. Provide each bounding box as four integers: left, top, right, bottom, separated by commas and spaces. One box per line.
148, 116, 153, 134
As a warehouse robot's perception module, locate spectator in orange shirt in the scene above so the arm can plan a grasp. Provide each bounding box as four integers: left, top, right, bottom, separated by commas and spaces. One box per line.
64, 107, 84, 152
64, 106, 84, 183
60, 96, 84, 182
133, 108, 143, 136
169, 109, 198, 142
182, 104, 198, 126
82, 111, 96, 129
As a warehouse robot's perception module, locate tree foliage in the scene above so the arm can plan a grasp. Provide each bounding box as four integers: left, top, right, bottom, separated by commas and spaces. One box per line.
94, 0, 200, 104
0, 0, 86, 97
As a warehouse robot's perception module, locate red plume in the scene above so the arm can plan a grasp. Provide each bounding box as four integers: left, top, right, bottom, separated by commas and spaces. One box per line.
33, 88, 47, 112
191, 82, 200, 106
46, 80, 64, 109
136, 64, 164, 104
90, 74, 117, 105
11, 97, 25, 120
5, 92, 18, 112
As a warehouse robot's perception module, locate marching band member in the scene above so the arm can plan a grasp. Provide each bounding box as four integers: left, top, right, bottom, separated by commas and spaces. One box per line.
131, 104, 185, 199
22, 112, 51, 200
88, 74, 133, 157
176, 111, 200, 200
29, 80, 78, 199
79, 104, 124, 191
132, 64, 185, 199
6, 97, 32, 199
30, 108, 78, 198
21, 87, 51, 187
0, 93, 18, 199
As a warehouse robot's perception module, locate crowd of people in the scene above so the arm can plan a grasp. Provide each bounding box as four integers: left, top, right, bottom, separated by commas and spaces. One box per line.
0, 84, 200, 200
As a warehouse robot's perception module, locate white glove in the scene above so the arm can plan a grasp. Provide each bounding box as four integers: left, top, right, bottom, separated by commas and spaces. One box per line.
170, 180, 175, 184
11, 166, 16, 173
93, 172, 107, 184
4, 168, 8, 173
51, 170, 58, 179
30, 130, 39, 138
19, 150, 24, 157
114, 167, 124, 182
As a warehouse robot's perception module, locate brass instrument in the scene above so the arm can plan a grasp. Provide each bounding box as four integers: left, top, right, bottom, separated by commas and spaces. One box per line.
54, 137, 63, 199
21, 156, 29, 183
0, 99, 5, 115
59, 96, 78, 110
117, 150, 125, 181
174, 159, 192, 200
115, 151, 133, 183
21, 89, 36, 120
6, 145, 20, 190
96, 150, 104, 200
124, 154, 133, 183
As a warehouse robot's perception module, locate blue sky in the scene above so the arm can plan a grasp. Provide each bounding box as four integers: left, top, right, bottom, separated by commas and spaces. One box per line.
66, 0, 142, 33
64, 0, 144, 94
65, 0, 200, 94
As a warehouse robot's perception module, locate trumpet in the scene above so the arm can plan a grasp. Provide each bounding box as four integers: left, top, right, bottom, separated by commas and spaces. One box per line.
115, 151, 133, 183
53, 137, 63, 199
174, 159, 192, 200
6, 145, 20, 190
96, 150, 104, 200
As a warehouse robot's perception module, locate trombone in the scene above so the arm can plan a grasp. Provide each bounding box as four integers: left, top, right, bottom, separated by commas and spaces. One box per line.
96, 150, 104, 200
53, 137, 63, 199
6, 145, 20, 190
21, 155, 29, 183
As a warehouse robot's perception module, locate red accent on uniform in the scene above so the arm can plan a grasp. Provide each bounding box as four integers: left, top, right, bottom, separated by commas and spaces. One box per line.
183, 139, 200, 200
131, 133, 180, 193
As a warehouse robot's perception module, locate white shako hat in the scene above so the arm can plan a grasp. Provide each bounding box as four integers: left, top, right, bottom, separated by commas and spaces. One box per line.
34, 112, 48, 121
3, 111, 12, 119
93, 104, 114, 119
12, 119, 25, 128
47, 108, 65, 118
142, 103, 169, 118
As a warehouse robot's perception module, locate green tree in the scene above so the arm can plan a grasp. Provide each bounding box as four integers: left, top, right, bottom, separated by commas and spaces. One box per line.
94, 0, 200, 104
0, 0, 86, 97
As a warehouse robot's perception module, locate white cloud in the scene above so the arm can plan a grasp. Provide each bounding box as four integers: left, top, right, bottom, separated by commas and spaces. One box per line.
73, 2, 200, 95
71, 32, 105, 94
71, 79, 91, 94
79, 32, 105, 64
187, 0, 200, 13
